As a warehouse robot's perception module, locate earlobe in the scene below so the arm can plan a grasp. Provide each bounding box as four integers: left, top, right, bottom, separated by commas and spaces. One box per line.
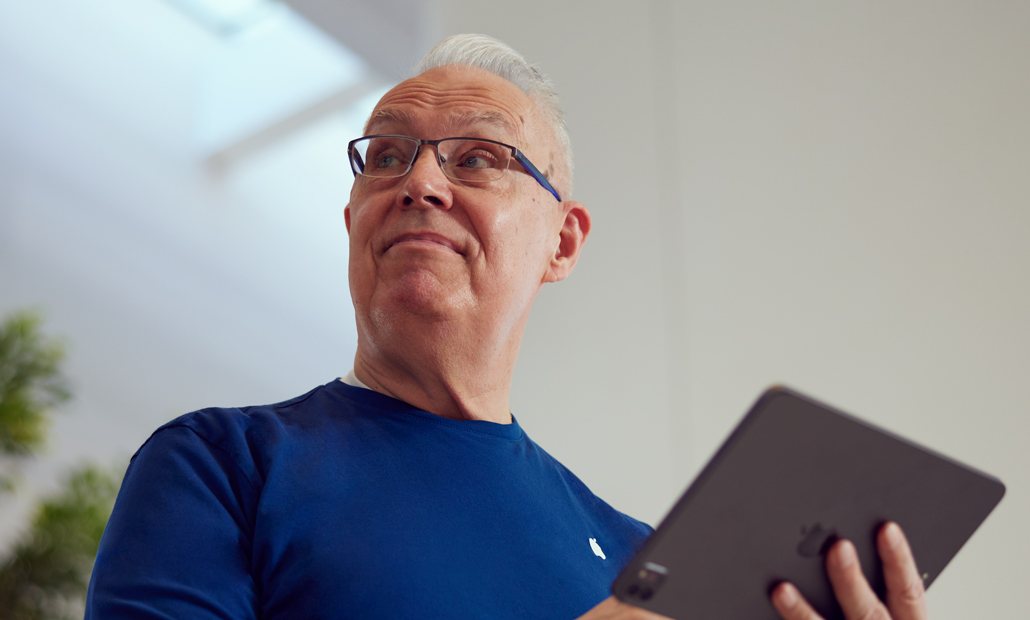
344, 205, 351, 233
544, 200, 591, 283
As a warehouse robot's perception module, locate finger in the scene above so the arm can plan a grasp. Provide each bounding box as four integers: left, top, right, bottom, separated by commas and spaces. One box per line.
771, 582, 825, 620
878, 522, 928, 620
576, 596, 675, 620
825, 539, 890, 620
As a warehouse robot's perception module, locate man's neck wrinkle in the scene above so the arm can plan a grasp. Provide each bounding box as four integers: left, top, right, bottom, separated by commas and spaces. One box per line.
353, 353, 511, 425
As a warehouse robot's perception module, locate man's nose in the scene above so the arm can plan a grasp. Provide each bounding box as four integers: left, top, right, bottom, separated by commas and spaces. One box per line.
397, 145, 453, 209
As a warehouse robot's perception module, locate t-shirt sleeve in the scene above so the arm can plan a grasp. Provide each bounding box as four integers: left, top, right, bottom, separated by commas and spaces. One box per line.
85, 423, 260, 619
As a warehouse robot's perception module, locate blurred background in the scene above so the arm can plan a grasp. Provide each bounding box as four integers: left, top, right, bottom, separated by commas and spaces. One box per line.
1, 0, 1027, 618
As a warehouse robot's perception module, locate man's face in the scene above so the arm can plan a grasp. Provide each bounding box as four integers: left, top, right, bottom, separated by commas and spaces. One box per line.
345, 65, 569, 343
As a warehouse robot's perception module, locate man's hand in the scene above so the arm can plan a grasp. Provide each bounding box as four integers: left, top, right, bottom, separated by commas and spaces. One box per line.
575, 596, 673, 620
771, 522, 928, 620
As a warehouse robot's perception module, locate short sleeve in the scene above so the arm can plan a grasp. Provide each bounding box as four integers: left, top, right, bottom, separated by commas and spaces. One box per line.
85, 424, 260, 619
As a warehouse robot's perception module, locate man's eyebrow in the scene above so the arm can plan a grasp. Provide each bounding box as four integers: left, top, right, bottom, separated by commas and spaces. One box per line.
365, 109, 519, 139
364, 109, 413, 134
452, 111, 518, 136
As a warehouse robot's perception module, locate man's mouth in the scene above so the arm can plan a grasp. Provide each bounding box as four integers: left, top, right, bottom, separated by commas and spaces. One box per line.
385, 232, 463, 255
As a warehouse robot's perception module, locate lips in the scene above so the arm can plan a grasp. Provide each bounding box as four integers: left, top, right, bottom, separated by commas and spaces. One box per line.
384, 232, 463, 255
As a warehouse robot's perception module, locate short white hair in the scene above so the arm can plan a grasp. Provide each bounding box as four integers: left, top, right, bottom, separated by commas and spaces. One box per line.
415, 34, 574, 196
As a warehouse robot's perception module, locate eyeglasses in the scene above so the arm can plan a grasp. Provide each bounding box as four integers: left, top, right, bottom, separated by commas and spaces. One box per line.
347, 135, 562, 202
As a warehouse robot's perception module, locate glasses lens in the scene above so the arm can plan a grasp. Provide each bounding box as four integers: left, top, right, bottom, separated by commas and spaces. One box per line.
352, 136, 418, 178
438, 139, 511, 182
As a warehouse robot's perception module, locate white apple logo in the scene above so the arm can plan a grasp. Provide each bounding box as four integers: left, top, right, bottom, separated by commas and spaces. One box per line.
589, 537, 606, 560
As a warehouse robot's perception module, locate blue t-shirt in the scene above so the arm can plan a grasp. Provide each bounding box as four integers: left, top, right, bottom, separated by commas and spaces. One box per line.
86, 379, 652, 619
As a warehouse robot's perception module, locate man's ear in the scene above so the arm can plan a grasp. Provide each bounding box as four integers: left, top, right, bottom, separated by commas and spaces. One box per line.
544, 200, 591, 283
344, 205, 351, 233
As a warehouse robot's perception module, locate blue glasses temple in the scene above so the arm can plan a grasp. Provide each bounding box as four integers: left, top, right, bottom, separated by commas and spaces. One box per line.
512, 151, 562, 202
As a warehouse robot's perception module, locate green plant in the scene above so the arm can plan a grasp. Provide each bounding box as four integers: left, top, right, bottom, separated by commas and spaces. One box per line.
0, 311, 70, 489
0, 466, 119, 620
0, 309, 119, 619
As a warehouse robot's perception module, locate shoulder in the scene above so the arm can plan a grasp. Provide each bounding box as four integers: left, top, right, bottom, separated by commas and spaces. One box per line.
133, 379, 373, 489
153, 383, 319, 449
158, 383, 322, 441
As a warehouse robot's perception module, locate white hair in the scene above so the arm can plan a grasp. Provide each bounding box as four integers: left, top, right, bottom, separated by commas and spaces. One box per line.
415, 34, 574, 196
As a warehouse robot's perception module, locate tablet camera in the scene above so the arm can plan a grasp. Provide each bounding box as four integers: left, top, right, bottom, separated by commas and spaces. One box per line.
622, 562, 667, 603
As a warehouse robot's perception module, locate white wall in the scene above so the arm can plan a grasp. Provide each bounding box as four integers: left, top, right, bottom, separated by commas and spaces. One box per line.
435, 1, 1029, 619
1, 1, 1026, 618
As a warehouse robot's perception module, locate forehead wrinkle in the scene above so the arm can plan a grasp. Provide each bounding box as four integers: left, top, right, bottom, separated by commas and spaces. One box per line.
365, 109, 527, 152
367, 77, 531, 137
381, 80, 522, 114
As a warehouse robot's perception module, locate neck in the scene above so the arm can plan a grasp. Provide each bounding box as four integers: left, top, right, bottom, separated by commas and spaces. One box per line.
352, 316, 524, 424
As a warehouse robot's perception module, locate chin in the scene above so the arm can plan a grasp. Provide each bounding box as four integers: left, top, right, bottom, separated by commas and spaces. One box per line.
375, 273, 474, 322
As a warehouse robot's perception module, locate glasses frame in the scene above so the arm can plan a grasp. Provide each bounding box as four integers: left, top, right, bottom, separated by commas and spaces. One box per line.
347, 135, 562, 202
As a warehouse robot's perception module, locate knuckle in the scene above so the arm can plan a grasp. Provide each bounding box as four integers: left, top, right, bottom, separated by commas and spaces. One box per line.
790, 605, 820, 620
897, 577, 926, 604
854, 605, 891, 620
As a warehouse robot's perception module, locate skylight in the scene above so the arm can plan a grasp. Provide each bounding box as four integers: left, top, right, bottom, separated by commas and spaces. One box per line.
165, 0, 278, 35
196, 6, 369, 156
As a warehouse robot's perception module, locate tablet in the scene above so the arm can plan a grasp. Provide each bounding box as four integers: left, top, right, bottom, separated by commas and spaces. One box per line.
611, 386, 1005, 620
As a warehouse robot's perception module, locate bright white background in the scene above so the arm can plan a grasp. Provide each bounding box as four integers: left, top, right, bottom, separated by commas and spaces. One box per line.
2, 1, 1027, 619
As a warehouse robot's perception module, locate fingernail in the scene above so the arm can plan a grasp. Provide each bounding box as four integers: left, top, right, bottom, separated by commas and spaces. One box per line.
776, 583, 798, 608
885, 522, 903, 550
833, 540, 857, 568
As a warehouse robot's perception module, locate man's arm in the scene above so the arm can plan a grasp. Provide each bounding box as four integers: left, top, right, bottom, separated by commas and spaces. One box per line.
85, 425, 260, 619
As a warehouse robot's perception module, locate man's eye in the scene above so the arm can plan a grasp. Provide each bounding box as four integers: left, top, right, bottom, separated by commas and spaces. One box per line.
369, 150, 407, 169
456, 151, 496, 169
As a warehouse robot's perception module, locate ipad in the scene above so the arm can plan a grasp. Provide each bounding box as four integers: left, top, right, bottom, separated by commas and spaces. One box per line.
611, 386, 1005, 620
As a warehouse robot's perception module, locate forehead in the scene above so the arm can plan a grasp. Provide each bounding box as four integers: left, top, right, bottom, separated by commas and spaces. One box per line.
366, 65, 538, 143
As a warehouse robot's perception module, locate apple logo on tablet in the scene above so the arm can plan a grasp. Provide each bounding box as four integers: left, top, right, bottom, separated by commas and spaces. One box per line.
797, 523, 837, 558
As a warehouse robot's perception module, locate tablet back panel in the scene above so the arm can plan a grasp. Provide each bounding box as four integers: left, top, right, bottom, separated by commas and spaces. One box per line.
612, 387, 1005, 620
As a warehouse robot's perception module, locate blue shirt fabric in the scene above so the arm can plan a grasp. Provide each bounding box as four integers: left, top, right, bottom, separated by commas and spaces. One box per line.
85, 379, 652, 619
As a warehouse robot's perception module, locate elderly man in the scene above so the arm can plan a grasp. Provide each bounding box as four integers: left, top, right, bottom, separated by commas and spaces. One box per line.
86, 35, 929, 620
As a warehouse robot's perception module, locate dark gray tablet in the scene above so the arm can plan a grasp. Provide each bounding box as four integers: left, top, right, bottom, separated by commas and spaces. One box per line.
612, 386, 1005, 620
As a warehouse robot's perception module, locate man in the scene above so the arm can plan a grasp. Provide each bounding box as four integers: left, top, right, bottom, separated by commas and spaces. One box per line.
86, 35, 929, 620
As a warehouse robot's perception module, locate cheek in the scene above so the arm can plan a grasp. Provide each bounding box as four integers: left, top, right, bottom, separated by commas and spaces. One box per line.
346, 195, 386, 253
346, 214, 380, 299
478, 205, 554, 275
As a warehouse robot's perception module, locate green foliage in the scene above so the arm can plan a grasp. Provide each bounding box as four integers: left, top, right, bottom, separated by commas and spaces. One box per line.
0, 465, 120, 620
0, 311, 70, 460
0, 310, 119, 618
